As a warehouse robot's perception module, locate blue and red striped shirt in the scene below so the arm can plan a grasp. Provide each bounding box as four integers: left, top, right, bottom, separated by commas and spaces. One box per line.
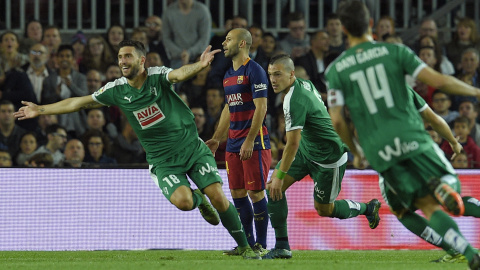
223, 58, 271, 152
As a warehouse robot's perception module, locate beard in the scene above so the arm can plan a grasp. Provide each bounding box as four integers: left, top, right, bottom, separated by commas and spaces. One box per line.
123, 62, 141, 80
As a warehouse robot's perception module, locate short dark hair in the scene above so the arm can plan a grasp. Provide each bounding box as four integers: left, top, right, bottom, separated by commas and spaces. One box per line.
119, 39, 147, 57
454, 116, 470, 126
57, 44, 74, 55
337, 0, 370, 37
287, 12, 305, 24
45, 124, 66, 136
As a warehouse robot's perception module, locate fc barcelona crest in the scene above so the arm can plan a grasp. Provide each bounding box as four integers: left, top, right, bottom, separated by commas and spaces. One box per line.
237, 76, 244, 84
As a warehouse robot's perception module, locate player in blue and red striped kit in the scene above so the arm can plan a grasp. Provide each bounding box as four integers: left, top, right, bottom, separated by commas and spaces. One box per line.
207, 28, 271, 256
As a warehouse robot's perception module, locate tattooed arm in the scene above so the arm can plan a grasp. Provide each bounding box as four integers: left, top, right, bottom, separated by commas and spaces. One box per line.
167, 45, 221, 83
14, 96, 103, 120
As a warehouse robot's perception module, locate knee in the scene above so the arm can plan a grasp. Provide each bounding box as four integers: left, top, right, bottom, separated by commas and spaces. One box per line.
247, 190, 265, 203
315, 203, 334, 217
170, 196, 193, 211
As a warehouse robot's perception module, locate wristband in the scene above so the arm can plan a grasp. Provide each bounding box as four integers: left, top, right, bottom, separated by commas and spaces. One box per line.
276, 170, 287, 180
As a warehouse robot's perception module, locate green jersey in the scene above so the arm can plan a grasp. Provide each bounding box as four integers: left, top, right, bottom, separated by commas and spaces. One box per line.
284, 78, 346, 164
92, 67, 197, 164
325, 42, 433, 172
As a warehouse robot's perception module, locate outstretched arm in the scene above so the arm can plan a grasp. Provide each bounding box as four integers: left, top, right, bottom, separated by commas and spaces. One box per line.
417, 66, 480, 99
14, 95, 103, 120
168, 45, 221, 83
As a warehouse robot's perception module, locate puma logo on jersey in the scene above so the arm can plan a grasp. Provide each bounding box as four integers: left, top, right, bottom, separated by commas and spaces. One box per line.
124, 96, 132, 103
378, 137, 419, 161
133, 102, 165, 129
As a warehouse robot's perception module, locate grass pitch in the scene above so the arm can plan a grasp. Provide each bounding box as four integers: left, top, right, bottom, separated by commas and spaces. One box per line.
0, 250, 469, 270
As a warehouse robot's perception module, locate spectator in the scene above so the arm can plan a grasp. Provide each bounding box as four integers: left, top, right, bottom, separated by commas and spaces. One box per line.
112, 119, 146, 165
0, 31, 29, 71
418, 35, 455, 75
374, 15, 395, 41
41, 25, 62, 70
32, 123, 66, 166
295, 30, 330, 98
458, 100, 480, 146
26, 152, 54, 167
325, 13, 346, 53
71, 31, 87, 71
104, 63, 122, 83
446, 17, 480, 72
431, 90, 459, 127
0, 61, 38, 124
191, 105, 210, 141
145, 51, 163, 68
42, 44, 88, 137
0, 150, 12, 167
278, 12, 310, 60
162, 0, 212, 68
177, 91, 189, 107
451, 151, 469, 169
106, 24, 126, 57
452, 48, 480, 109
62, 139, 85, 168
294, 66, 309, 80
19, 19, 43, 54
35, 114, 58, 146
261, 32, 279, 59
82, 129, 117, 166
414, 46, 439, 105
248, 25, 269, 71
144, 15, 169, 67
15, 131, 38, 166
179, 61, 210, 105
0, 100, 26, 157
426, 126, 442, 145
441, 116, 480, 168
408, 17, 440, 54
131, 27, 149, 49
383, 33, 403, 44
80, 35, 116, 77
85, 108, 118, 140
86, 69, 103, 94
21, 43, 53, 104
204, 87, 224, 133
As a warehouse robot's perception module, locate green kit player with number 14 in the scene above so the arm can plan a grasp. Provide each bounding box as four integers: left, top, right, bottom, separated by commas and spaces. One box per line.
326, 1, 480, 269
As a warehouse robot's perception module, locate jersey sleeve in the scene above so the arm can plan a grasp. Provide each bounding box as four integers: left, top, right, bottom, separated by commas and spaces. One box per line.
325, 67, 345, 108
148, 66, 174, 84
397, 44, 427, 79
248, 63, 269, 99
283, 89, 306, 132
409, 87, 429, 112
92, 81, 117, 106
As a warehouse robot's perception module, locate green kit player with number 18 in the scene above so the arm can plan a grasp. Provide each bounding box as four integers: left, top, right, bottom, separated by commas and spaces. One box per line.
14, 40, 260, 260
326, 1, 480, 269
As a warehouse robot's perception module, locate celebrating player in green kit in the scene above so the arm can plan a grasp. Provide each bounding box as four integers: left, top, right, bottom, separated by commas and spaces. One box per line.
326, 1, 480, 269
262, 54, 381, 259
14, 40, 260, 260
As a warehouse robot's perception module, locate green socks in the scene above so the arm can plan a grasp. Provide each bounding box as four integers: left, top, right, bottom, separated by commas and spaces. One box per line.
331, 199, 367, 219
218, 202, 249, 248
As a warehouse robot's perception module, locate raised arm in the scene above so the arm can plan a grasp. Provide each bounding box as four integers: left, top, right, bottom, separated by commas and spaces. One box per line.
14, 95, 103, 120
167, 45, 221, 83
417, 66, 480, 99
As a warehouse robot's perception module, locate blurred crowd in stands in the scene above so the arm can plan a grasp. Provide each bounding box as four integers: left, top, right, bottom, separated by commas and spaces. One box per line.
0, 0, 479, 169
